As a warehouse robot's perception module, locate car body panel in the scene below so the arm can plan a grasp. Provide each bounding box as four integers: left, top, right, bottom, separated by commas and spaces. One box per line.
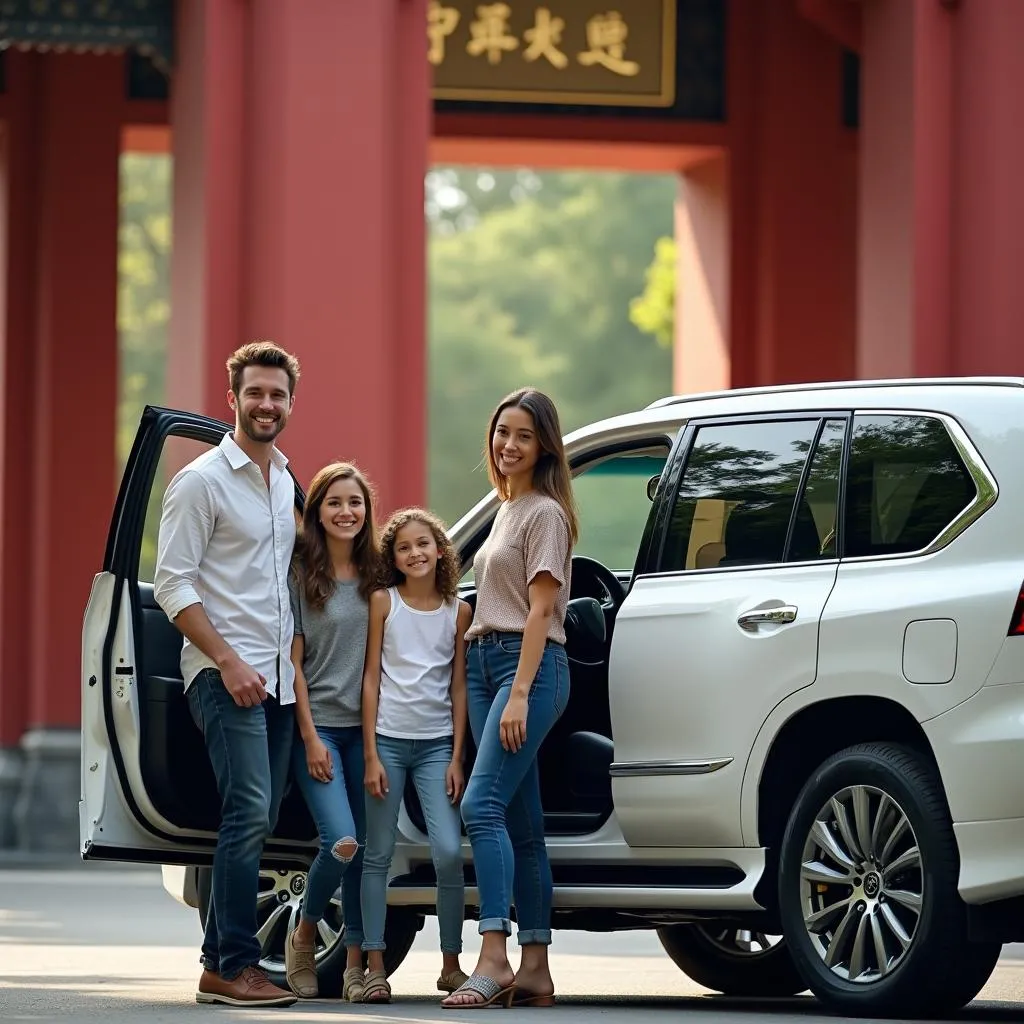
87, 380, 1024, 925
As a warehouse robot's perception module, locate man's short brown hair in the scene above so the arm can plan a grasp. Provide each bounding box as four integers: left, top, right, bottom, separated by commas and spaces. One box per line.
226, 340, 301, 396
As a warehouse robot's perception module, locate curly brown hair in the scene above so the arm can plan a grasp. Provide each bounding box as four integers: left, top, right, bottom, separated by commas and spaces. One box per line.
294, 462, 380, 609
378, 507, 461, 602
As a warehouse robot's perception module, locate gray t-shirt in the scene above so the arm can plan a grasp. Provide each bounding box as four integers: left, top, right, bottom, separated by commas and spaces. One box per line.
289, 574, 368, 728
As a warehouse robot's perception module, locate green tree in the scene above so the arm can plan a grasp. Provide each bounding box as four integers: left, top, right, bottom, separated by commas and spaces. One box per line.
118, 153, 172, 467
428, 170, 676, 524
629, 235, 676, 347
118, 153, 172, 576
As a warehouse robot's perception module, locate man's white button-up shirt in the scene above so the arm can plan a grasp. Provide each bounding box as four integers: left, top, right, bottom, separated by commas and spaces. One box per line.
154, 432, 297, 702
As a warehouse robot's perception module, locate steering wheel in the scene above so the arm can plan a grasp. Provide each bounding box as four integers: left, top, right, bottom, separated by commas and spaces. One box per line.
571, 555, 627, 612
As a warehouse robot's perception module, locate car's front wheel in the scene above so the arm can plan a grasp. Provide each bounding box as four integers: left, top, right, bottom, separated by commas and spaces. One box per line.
197, 867, 422, 997
657, 924, 805, 996
778, 742, 1001, 1018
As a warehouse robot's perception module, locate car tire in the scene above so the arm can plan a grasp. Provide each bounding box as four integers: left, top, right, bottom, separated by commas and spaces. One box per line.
196, 866, 422, 997
657, 924, 805, 997
778, 742, 1001, 1018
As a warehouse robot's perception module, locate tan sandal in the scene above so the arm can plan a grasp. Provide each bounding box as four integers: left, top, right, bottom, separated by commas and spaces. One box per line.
437, 968, 470, 993
362, 969, 391, 1004
285, 931, 318, 998
342, 966, 366, 1002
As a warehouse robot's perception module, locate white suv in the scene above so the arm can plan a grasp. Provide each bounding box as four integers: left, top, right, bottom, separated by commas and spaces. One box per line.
81, 378, 1024, 1017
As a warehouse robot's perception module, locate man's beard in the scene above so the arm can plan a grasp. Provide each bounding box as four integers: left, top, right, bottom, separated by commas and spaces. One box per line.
240, 411, 284, 443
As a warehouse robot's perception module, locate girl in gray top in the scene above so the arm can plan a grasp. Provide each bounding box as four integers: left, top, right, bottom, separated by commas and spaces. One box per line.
284, 462, 379, 1003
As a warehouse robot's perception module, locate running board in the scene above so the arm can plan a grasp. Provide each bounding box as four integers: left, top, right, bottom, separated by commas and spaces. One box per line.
387, 857, 765, 913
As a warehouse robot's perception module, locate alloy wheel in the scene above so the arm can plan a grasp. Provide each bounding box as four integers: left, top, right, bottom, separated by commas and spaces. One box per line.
799, 785, 923, 983
255, 868, 345, 975
698, 926, 783, 958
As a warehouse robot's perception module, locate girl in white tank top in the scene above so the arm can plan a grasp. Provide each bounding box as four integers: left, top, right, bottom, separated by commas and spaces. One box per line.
360, 508, 472, 1003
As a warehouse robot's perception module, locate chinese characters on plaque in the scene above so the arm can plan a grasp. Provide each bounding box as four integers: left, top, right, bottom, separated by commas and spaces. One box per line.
430, 1, 676, 107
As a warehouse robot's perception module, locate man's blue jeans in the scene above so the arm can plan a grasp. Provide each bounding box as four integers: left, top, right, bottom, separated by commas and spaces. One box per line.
291, 725, 366, 948
460, 632, 569, 946
186, 668, 294, 980
361, 734, 464, 954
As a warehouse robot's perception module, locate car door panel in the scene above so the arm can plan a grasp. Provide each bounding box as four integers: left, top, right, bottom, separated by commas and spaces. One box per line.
608, 564, 838, 847
605, 413, 847, 850
81, 406, 314, 864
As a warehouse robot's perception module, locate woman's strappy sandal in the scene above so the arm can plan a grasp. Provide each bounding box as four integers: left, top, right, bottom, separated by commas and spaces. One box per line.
361, 969, 392, 1004
342, 966, 366, 1002
437, 968, 470, 994
441, 973, 516, 1009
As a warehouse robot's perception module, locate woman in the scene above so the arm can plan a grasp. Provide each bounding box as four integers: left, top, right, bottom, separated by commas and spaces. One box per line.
442, 387, 578, 1009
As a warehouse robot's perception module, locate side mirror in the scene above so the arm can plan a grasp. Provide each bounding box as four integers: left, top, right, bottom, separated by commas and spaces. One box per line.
646, 474, 661, 502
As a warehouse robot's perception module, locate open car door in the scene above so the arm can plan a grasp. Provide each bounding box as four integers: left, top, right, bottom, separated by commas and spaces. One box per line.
80, 406, 315, 867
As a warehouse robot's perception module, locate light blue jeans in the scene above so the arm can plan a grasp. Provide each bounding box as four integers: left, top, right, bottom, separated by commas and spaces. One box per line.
361, 734, 465, 954
291, 725, 365, 948
460, 631, 569, 946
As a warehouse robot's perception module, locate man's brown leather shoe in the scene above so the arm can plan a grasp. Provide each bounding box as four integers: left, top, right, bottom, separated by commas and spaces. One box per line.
196, 965, 298, 1006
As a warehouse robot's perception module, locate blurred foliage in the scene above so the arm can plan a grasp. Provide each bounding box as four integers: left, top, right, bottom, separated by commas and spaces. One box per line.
629, 235, 677, 348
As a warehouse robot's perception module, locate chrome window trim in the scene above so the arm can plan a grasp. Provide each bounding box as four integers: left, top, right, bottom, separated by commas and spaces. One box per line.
635, 558, 841, 582
609, 757, 733, 778
640, 408, 997, 580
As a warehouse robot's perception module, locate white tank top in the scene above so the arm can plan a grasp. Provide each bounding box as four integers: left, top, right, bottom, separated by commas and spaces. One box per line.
376, 587, 459, 739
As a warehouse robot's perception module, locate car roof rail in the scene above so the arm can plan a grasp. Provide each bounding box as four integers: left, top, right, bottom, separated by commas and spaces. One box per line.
645, 376, 1024, 410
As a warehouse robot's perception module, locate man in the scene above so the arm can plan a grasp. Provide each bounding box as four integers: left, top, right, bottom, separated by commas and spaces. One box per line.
154, 341, 302, 1007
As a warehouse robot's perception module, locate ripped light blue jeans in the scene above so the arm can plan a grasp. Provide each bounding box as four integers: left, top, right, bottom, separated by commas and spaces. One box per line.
292, 725, 365, 948
460, 631, 569, 946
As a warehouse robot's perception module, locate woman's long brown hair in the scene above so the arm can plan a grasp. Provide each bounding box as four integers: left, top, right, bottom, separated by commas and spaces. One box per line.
294, 462, 380, 608
485, 387, 579, 545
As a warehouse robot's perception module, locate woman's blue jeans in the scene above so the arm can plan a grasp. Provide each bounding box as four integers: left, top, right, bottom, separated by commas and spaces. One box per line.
460, 631, 569, 946
361, 735, 465, 954
292, 725, 365, 948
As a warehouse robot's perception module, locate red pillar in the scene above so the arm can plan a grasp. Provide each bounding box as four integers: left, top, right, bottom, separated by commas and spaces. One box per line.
858, 0, 1024, 377
858, 0, 952, 378
0, 53, 121, 852
25, 56, 121, 733
672, 156, 731, 395
0, 51, 40, 839
170, 0, 430, 513
948, 1, 1024, 373
727, 0, 858, 388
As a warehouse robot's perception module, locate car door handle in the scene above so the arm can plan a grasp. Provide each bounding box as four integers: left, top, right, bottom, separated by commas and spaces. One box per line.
737, 605, 798, 630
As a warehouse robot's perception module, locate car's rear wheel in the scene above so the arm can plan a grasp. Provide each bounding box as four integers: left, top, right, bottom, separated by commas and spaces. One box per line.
197, 866, 422, 997
658, 924, 805, 996
778, 742, 1001, 1018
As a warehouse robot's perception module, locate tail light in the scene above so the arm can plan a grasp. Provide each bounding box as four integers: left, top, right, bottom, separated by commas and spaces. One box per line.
1008, 584, 1024, 635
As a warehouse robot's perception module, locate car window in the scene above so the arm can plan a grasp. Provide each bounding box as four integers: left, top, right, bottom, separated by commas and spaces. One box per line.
787, 418, 847, 562
573, 451, 669, 573
843, 414, 976, 557
660, 419, 821, 572
137, 437, 215, 583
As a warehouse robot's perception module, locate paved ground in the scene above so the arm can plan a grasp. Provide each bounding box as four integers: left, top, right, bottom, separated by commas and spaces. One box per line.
0, 866, 1022, 1022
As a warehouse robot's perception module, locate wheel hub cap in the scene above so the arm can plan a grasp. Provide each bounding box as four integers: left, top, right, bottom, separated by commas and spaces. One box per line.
255, 869, 344, 975
799, 785, 924, 984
